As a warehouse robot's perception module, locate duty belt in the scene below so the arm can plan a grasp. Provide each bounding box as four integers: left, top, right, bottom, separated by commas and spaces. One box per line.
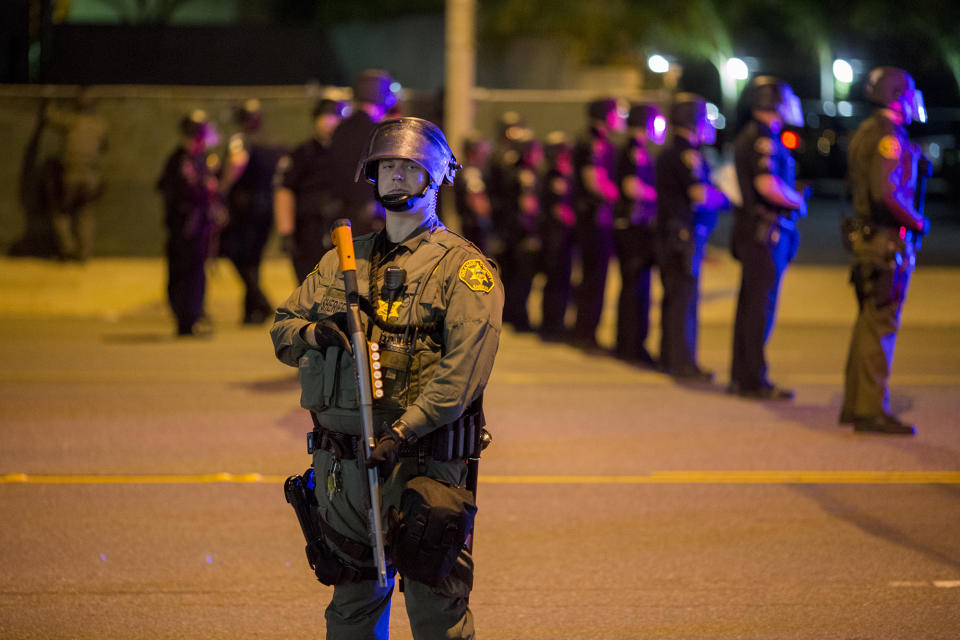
308, 405, 486, 462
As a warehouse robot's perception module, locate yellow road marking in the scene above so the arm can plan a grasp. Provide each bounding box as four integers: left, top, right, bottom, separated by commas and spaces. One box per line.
2, 471, 960, 485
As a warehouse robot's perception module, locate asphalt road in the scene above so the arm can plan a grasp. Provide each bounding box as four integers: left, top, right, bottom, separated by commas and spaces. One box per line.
1, 254, 959, 639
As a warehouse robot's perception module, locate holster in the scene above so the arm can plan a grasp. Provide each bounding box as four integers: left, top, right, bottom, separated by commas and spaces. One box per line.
283, 471, 378, 585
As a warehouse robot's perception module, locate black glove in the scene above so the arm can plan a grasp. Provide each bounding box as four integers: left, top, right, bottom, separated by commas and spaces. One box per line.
366, 420, 415, 476
280, 233, 296, 256
312, 319, 352, 355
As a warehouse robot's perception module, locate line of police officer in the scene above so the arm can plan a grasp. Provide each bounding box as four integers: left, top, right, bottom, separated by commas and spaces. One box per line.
456, 94, 729, 380
458, 66, 929, 434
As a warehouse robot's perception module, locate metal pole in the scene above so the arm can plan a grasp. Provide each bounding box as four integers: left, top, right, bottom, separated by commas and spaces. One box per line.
444, 0, 476, 160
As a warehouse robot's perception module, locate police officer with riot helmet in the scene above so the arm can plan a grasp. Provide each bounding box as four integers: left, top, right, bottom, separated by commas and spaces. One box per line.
219, 100, 284, 323
271, 117, 503, 638
729, 77, 807, 399
453, 132, 493, 253
614, 104, 666, 365
572, 98, 625, 350
501, 137, 544, 332
539, 132, 577, 341
275, 98, 348, 282
840, 67, 929, 435
656, 94, 730, 379
328, 69, 400, 236
157, 111, 224, 337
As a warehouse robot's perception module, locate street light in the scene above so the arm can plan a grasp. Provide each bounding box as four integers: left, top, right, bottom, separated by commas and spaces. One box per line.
648, 54, 670, 74
726, 57, 749, 81
833, 59, 854, 84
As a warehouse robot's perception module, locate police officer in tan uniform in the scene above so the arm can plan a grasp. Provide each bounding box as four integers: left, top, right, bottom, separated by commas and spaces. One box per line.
271, 117, 503, 639
45, 88, 108, 261
841, 67, 929, 435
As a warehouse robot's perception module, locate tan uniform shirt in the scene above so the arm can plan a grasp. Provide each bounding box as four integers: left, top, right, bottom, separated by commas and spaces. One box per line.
271, 220, 503, 439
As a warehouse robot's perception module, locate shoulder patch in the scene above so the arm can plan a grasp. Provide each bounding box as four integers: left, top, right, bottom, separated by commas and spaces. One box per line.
458, 258, 495, 293
878, 135, 902, 160
754, 137, 774, 156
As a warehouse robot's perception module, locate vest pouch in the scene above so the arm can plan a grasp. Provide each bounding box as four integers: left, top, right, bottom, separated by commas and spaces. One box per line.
374, 344, 412, 412
388, 476, 477, 587
299, 348, 335, 412
332, 348, 359, 409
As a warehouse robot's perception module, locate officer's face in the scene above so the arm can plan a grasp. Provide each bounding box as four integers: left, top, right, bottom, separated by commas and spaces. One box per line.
377, 158, 429, 196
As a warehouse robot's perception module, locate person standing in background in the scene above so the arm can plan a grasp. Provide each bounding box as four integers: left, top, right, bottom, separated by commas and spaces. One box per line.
157, 111, 224, 337
45, 87, 108, 262
219, 99, 284, 324
571, 98, 625, 351
613, 104, 665, 366
274, 98, 347, 282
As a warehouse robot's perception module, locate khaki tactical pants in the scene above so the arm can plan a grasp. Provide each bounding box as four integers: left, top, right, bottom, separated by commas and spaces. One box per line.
313, 450, 475, 640
842, 230, 914, 419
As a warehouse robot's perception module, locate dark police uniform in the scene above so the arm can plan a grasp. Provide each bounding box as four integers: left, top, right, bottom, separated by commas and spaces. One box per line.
271, 220, 503, 639
614, 135, 658, 363
221, 136, 284, 322
501, 150, 541, 332
572, 126, 617, 348
539, 150, 576, 339
841, 111, 919, 424
279, 136, 340, 282
157, 146, 222, 336
328, 110, 384, 236
655, 134, 717, 375
454, 162, 493, 254
730, 120, 801, 392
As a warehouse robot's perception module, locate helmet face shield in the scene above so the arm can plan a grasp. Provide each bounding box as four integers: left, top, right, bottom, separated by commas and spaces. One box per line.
777, 86, 804, 127
649, 113, 667, 145
696, 116, 717, 146
907, 88, 927, 124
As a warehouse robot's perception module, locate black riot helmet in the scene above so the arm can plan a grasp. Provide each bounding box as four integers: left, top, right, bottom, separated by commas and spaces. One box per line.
352, 69, 399, 109
864, 66, 927, 124
356, 117, 459, 211
628, 103, 667, 145
743, 76, 803, 127
312, 98, 350, 120
544, 130, 572, 165
179, 109, 218, 147
670, 93, 715, 145
233, 98, 263, 133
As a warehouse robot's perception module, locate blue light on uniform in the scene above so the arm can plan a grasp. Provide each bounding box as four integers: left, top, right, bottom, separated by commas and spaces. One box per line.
389, 82, 402, 94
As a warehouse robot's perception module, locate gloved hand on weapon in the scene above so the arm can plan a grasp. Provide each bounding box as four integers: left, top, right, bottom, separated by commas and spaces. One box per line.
302, 318, 352, 354
367, 419, 416, 476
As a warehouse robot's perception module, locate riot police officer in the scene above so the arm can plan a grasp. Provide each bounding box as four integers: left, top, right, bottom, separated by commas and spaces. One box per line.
219, 100, 285, 323
157, 111, 224, 337
501, 137, 543, 332
453, 132, 493, 253
539, 132, 577, 341
614, 104, 665, 365
271, 117, 503, 639
729, 77, 807, 399
840, 67, 929, 435
572, 97, 625, 350
275, 98, 348, 282
656, 94, 729, 379
328, 69, 399, 236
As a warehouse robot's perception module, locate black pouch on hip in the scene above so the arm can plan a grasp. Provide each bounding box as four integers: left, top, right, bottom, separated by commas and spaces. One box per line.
388, 476, 477, 587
